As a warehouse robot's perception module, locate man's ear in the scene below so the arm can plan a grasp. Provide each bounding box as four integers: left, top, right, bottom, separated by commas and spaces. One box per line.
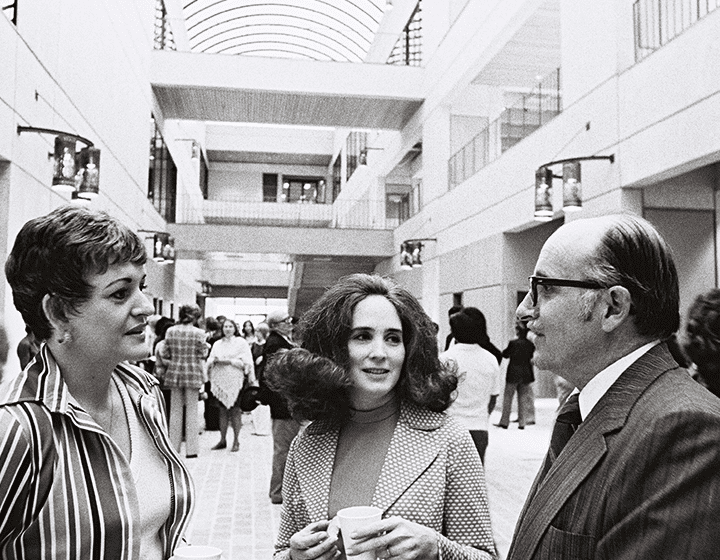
601, 286, 633, 333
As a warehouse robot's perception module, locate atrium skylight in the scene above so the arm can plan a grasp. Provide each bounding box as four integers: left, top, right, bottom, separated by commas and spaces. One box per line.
183, 0, 387, 61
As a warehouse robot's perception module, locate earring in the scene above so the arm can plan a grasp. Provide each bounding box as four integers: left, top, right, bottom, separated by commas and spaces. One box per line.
57, 332, 70, 344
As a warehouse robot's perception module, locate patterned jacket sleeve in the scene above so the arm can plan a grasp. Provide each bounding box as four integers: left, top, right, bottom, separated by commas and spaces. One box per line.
437, 424, 497, 560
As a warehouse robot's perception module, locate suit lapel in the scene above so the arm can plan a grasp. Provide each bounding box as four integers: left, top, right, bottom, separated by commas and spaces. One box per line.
294, 424, 338, 521
509, 344, 679, 560
372, 404, 441, 513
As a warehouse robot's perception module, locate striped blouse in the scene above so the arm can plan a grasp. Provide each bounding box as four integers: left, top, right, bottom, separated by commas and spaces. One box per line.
0, 345, 194, 559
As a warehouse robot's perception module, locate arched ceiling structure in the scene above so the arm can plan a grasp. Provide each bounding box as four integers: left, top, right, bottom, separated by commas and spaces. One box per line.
183, 0, 387, 61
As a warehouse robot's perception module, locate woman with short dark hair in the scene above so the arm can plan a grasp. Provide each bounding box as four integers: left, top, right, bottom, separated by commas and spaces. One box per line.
1, 205, 193, 559
268, 273, 496, 560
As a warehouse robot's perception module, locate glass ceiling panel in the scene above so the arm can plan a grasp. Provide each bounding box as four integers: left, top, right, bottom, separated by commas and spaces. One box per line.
183, 0, 387, 61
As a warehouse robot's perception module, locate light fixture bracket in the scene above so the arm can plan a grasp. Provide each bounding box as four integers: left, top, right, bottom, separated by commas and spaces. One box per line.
17, 125, 94, 147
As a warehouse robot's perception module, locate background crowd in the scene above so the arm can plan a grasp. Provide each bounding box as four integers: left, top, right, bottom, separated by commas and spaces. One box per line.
2, 207, 720, 559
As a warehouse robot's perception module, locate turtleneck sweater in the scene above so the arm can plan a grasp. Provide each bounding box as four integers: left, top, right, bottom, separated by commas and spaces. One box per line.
327, 395, 400, 518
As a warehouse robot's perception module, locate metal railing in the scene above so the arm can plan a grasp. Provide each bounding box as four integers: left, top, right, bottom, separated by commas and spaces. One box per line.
175, 199, 392, 230
154, 0, 176, 51
387, 0, 423, 66
634, 0, 720, 61
448, 69, 561, 188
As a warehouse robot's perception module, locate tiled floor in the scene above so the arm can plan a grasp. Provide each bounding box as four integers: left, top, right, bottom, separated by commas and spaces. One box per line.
181, 399, 558, 560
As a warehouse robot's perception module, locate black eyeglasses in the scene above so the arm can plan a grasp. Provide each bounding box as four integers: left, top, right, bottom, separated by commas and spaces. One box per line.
528, 275, 605, 306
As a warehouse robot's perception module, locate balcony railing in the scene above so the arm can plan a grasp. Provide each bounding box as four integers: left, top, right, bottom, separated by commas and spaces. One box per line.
176, 199, 391, 230
448, 69, 561, 188
634, 0, 720, 61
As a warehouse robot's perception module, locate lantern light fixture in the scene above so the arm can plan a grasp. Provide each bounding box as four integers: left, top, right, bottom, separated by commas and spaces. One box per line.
400, 238, 437, 270
138, 230, 176, 264
533, 155, 615, 221
17, 125, 100, 198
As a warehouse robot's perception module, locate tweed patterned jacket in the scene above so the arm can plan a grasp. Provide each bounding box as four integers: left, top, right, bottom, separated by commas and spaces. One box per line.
507, 343, 720, 560
274, 402, 497, 560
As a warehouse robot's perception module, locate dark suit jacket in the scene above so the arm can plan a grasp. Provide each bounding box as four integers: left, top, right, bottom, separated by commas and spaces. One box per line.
508, 343, 720, 560
261, 331, 294, 419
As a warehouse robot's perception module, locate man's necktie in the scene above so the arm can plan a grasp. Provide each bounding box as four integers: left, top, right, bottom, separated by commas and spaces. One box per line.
537, 393, 582, 484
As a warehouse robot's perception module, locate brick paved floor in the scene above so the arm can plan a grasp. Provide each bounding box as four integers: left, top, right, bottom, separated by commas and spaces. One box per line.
180, 399, 557, 560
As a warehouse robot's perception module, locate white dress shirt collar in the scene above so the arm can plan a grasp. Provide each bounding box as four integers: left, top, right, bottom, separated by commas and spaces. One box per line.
577, 340, 660, 420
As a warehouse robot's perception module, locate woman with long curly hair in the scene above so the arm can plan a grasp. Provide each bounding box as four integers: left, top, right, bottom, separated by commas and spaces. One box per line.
267, 274, 496, 560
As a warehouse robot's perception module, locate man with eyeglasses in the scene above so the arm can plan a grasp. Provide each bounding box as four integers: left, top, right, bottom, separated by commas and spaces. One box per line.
262, 308, 300, 505
507, 214, 720, 560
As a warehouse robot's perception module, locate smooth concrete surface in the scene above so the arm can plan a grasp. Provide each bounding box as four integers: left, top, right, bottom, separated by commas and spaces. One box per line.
182, 398, 557, 560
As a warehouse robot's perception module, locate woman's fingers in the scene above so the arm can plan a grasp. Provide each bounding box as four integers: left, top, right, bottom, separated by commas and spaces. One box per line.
347, 516, 437, 560
289, 520, 338, 560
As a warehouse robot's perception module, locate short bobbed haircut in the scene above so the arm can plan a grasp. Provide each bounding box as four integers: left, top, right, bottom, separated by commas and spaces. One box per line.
5, 206, 146, 341
267, 273, 457, 421
587, 214, 680, 340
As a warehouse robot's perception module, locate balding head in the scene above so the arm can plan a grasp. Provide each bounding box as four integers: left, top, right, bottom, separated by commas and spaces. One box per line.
558, 214, 679, 339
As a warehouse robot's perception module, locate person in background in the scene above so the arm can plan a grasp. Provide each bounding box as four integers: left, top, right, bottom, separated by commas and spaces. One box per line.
496, 322, 536, 430
202, 316, 221, 432
162, 304, 208, 458
268, 274, 496, 560
16, 324, 40, 370
1, 205, 193, 559
440, 310, 502, 462
209, 315, 226, 346
263, 308, 299, 504
242, 319, 257, 345
444, 304, 464, 350
508, 214, 720, 560
250, 320, 272, 436
206, 318, 256, 451
153, 316, 176, 415
461, 307, 503, 364
683, 288, 720, 397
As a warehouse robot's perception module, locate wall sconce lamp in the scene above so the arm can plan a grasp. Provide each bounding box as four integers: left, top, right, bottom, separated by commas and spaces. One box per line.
359, 146, 384, 166
400, 238, 437, 270
534, 155, 615, 221
17, 125, 100, 199
138, 230, 176, 264
175, 138, 201, 159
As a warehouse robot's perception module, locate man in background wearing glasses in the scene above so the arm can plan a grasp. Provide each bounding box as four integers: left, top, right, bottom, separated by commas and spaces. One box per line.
508, 213, 720, 559
262, 308, 299, 505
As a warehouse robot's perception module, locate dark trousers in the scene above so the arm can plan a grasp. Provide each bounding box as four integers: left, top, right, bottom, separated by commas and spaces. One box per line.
270, 418, 301, 503
469, 430, 489, 463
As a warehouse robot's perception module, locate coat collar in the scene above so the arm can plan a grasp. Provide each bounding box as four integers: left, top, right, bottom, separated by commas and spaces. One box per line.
295, 402, 444, 520
509, 343, 679, 560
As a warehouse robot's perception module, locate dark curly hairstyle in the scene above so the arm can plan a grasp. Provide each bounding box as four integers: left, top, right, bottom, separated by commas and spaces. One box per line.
684, 289, 720, 397
5, 206, 146, 341
267, 273, 457, 421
